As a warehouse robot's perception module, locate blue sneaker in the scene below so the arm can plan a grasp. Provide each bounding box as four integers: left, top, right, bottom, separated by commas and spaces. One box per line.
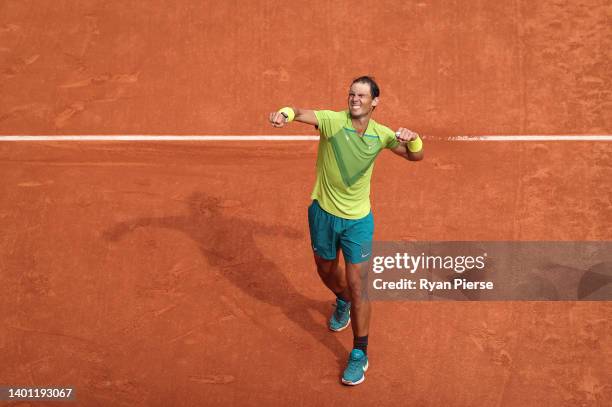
341, 349, 369, 385
329, 298, 351, 332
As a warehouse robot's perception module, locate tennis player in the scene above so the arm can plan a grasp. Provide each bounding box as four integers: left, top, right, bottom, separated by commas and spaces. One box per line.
268, 76, 424, 385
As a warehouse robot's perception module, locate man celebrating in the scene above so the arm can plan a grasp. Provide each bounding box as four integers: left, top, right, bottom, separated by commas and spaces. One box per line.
268, 76, 424, 385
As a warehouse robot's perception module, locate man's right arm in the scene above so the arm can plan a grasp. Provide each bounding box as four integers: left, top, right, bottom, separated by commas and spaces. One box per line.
269, 107, 318, 128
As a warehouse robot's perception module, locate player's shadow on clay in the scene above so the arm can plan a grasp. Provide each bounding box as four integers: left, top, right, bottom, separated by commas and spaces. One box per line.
104, 191, 347, 364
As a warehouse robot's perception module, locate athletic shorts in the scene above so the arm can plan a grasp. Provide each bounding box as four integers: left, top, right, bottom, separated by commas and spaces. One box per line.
307, 200, 374, 264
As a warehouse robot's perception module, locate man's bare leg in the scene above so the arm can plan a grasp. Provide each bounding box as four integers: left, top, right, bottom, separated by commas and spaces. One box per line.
345, 261, 370, 338
340, 260, 370, 385
314, 252, 353, 331
313, 252, 351, 301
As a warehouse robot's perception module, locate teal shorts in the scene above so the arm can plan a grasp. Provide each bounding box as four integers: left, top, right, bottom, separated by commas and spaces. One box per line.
308, 200, 374, 264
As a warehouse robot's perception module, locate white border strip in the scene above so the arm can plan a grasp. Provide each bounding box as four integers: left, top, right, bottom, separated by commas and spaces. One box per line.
0, 134, 611, 141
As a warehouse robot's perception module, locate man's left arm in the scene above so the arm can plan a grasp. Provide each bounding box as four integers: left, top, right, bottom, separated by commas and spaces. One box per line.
390, 127, 424, 161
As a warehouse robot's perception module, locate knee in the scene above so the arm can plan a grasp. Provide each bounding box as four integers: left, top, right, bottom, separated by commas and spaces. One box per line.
319, 264, 347, 287
314, 261, 328, 273
315, 255, 336, 274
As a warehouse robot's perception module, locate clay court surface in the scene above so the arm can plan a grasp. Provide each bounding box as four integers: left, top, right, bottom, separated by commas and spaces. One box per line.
1, 1, 611, 406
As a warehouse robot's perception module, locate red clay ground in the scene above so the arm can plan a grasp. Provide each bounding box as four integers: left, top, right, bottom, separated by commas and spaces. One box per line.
1, 0, 611, 406
0, 141, 611, 406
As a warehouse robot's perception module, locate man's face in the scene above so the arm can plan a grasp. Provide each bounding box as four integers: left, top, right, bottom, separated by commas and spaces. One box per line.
348, 82, 378, 118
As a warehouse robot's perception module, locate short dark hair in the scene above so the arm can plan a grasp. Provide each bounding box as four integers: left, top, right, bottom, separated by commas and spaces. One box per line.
351, 76, 380, 99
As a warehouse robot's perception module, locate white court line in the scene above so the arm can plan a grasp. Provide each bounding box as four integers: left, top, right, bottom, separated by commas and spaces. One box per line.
0, 134, 611, 141
453, 135, 612, 141
0, 135, 320, 141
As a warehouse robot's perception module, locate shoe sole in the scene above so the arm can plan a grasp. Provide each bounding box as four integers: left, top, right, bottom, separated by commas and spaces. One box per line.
341, 360, 369, 386
329, 317, 351, 332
